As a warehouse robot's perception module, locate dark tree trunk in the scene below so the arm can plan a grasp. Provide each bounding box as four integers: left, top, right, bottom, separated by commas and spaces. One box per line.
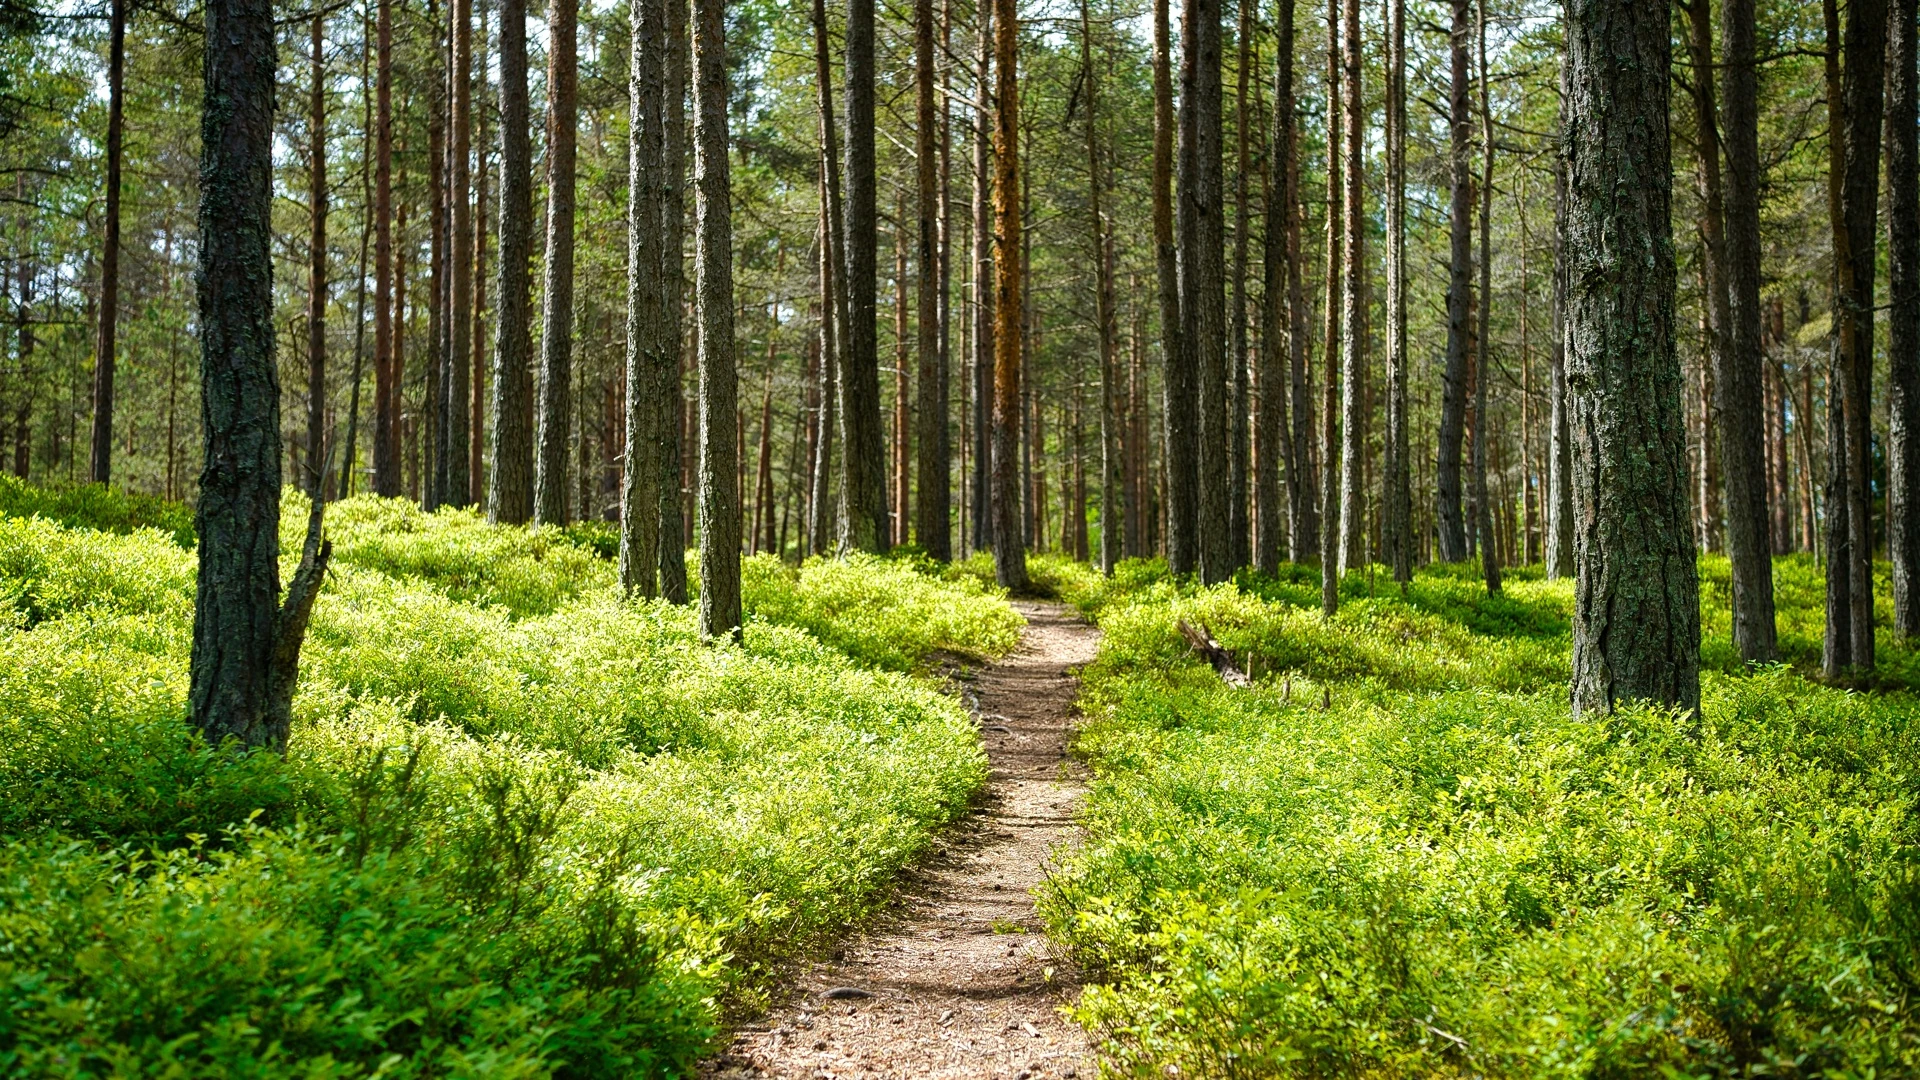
1719, 0, 1778, 657
467, 0, 488, 506
1080, 0, 1121, 574
1383, 0, 1410, 583
90, 0, 125, 486
658, 0, 689, 603
442, 0, 472, 509
1473, 0, 1500, 594
970, 0, 994, 553
192, 0, 330, 749
1319, 0, 1341, 615
621, 0, 666, 594
1182, 0, 1229, 583
914, 0, 951, 559
840, 0, 890, 553
424, 0, 445, 511
990, 0, 1027, 590
1257, 0, 1297, 572
306, 12, 329, 499
488, 0, 534, 524
1892, 0, 1920, 637
1281, 0, 1314, 562
1153, 0, 1193, 572
1564, 0, 1700, 716
1336, 0, 1365, 575
692, 0, 739, 638
373, 0, 398, 495
1228, 0, 1253, 572
534, 0, 577, 525
1435, 0, 1470, 562
342, 36, 372, 500
1546, 73, 1574, 578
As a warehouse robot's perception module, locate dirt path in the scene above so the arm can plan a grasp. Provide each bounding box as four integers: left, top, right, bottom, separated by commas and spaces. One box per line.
704, 601, 1099, 1080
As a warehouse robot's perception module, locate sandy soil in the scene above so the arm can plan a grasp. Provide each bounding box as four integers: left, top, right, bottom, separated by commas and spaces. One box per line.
702, 601, 1100, 1080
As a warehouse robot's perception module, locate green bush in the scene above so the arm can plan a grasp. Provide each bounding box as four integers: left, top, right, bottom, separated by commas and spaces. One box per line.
0, 474, 197, 547
0, 486, 1011, 1076
1044, 560, 1920, 1078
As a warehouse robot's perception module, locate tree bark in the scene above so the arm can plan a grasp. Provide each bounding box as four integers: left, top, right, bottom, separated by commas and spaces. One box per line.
1383, 0, 1410, 583
1336, 0, 1365, 575
1257, 0, 1298, 572
1718, 0, 1778, 657
1892, 0, 1920, 637
658, 0, 689, 602
373, 0, 398, 494
192, 0, 330, 749
534, 0, 577, 525
1564, 0, 1700, 717
809, 195, 839, 555
468, 0, 488, 506
1153, 0, 1193, 573
692, 0, 739, 638
1228, 0, 1253, 572
1319, 0, 1340, 615
424, 1, 445, 511
1435, 0, 1470, 562
306, 12, 329, 499
914, 0, 951, 558
971, 0, 994, 553
1546, 73, 1574, 578
1081, 0, 1121, 574
1473, 0, 1499, 593
840, 0, 890, 553
621, 0, 666, 594
990, 0, 1028, 590
1182, 0, 1230, 583
90, 0, 125, 487
488, 0, 534, 524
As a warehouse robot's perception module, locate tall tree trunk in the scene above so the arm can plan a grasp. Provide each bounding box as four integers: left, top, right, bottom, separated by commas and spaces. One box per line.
1546, 71, 1574, 577
1153, 0, 1193, 572
90, 0, 125, 486
1319, 0, 1341, 614
1719, 0, 1778, 657
893, 209, 911, 544
1257, 0, 1296, 572
534, 0, 577, 525
424, 1, 446, 511
1335, 0, 1364, 575
914, 0, 951, 558
1435, 0, 1470, 561
306, 12, 329, 499
488, 0, 534, 523
1892, 0, 1920, 637
692, 0, 739, 638
192, 0, 330, 748
1281, 0, 1314, 562
840, 0, 890, 552
971, 0, 994, 552
1685, 0, 1733, 560
373, 0, 398, 495
1473, 0, 1500, 593
621, 0, 666, 594
342, 28, 372, 499
1183, 0, 1229, 583
1228, 0, 1253, 571
444, 0, 471, 507
1564, 0, 1699, 716
990, 0, 1028, 590
1383, 0, 1409, 583
1081, 0, 1121, 574
468, 0, 488, 506
658, 0, 689, 602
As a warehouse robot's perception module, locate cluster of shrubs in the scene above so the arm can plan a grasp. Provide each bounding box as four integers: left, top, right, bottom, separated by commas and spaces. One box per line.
1041, 554, 1920, 1077
0, 484, 1022, 1077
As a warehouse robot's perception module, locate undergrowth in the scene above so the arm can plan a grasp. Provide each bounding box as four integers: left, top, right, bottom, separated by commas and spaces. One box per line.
1041, 554, 1920, 1078
0, 487, 1020, 1077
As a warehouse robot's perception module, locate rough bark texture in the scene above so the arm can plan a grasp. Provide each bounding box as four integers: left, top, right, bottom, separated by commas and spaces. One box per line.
658, 0, 688, 604
1893, 0, 1920, 637
192, 0, 331, 750
1181, 0, 1229, 583
1257, 0, 1296, 572
1383, 0, 1409, 583
1319, 0, 1340, 616
970, 1, 994, 553
425, 4, 445, 512
1435, 0, 1470, 562
1547, 78, 1574, 578
809, 199, 839, 554
990, 0, 1028, 591
306, 12, 329, 499
620, 0, 665, 595
840, 0, 890, 553
373, 0, 398, 495
90, 0, 125, 486
534, 0, 577, 526
1153, 0, 1193, 574
1335, 0, 1364, 575
1564, 0, 1700, 717
1081, 0, 1120, 574
913, 0, 950, 559
1473, 0, 1500, 594
1280, 0, 1314, 563
467, 0, 488, 506
488, 0, 534, 524
1227, 0, 1252, 572
1718, 0, 1778, 657
692, 0, 739, 639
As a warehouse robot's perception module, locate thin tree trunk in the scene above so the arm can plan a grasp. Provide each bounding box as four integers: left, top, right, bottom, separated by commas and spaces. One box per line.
1473, 0, 1499, 593
971, 0, 994, 552
893, 206, 911, 545
306, 12, 330, 499
1546, 71, 1574, 578
192, 0, 330, 748
1153, 0, 1193, 572
660, 0, 690, 602
1564, 0, 1699, 716
1336, 0, 1365, 575
1892, 0, 1920, 638
425, 0, 446, 511
373, 0, 398, 494
1435, 0, 1470, 561
468, 0, 488, 506
1182, 0, 1229, 583
90, 0, 125, 486
1228, 0, 1253, 571
840, 0, 890, 552
1079, 0, 1120, 574
990, 0, 1028, 590
1257, 0, 1293, 572
1281, 0, 1313, 562
621, 0, 666, 594
914, 0, 951, 558
488, 0, 533, 523
1319, 0, 1340, 614
1383, 0, 1409, 583
1719, 0, 1778, 657
809, 197, 839, 555
691, 0, 739, 638
343, 6, 374, 499
534, 0, 577, 525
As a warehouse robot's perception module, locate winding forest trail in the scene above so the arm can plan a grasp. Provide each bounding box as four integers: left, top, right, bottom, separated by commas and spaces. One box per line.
705, 601, 1099, 1080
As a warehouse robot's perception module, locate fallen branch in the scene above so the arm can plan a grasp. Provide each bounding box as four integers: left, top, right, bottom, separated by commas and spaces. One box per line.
1177, 620, 1251, 688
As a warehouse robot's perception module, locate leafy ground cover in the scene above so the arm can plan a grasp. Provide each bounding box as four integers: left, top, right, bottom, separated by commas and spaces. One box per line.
1040, 555, 1920, 1078
0, 485, 1021, 1078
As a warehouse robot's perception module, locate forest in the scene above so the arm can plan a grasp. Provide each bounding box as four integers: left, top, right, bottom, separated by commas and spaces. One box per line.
3, 0, 1920, 1069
